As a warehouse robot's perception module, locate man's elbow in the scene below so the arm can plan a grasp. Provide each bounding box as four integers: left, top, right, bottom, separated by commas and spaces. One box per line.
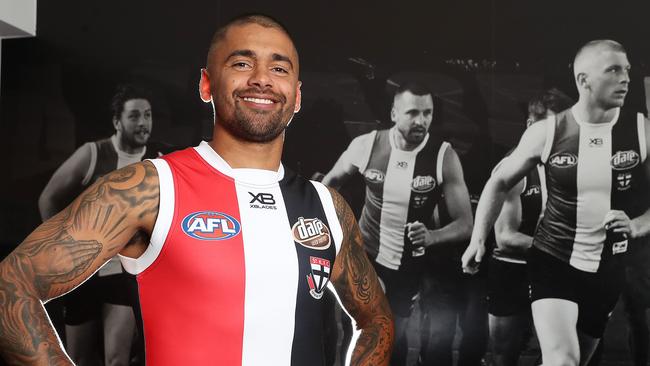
458, 217, 473, 241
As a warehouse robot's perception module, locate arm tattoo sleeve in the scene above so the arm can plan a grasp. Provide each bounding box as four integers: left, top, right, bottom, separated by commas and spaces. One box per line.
0, 162, 159, 365
328, 187, 394, 366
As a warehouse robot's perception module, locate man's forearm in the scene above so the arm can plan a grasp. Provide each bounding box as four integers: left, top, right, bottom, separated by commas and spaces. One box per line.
631, 209, 650, 239
0, 253, 72, 365
427, 219, 472, 247
471, 178, 509, 246
498, 231, 533, 251
350, 315, 394, 365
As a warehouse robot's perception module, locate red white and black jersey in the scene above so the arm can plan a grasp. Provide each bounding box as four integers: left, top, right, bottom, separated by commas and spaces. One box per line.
535, 107, 647, 272
119, 142, 343, 366
339, 127, 448, 270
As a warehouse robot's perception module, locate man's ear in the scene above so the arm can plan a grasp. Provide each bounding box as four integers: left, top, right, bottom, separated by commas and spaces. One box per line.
294, 81, 302, 113
576, 72, 589, 90
113, 117, 121, 131
199, 68, 213, 102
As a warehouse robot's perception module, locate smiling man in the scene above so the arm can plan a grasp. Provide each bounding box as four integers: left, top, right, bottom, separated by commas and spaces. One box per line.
0, 14, 393, 366
463, 40, 650, 366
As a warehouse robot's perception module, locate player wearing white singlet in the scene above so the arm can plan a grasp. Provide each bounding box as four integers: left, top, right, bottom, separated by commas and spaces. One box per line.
324, 82, 473, 366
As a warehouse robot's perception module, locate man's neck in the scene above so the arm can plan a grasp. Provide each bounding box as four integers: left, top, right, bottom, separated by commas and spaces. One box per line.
574, 99, 618, 125
113, 134, 145, 155
391, 128, 419, 151
209, 126, 284, 171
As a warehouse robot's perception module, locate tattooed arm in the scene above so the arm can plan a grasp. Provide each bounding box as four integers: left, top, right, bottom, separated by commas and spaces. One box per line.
328, 187, 394, 366
0, 162, 159, 365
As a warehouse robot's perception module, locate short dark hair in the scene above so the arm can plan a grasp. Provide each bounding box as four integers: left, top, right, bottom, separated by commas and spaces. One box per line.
206, 14, 296, 70
573, 40, 627, 78
394, 81, 433, 99
110, 84, 153, 120
527, 88, 574, 122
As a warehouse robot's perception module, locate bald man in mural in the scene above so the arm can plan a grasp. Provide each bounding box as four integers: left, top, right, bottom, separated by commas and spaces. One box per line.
463, 40, 650, 366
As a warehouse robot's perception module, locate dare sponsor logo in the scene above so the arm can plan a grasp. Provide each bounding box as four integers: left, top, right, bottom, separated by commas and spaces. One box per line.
292, 217, 331, 250
411, 175, 436, 193
549, 153, 577, 168
181, 211, 241, 241
364, 169, 385, 184
611, 150, 639, 171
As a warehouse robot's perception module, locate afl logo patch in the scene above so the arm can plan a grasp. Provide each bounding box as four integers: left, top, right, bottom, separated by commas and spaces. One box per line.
364, 169, 385, 183
549, 153, 577, 168
611, 150, 639, 171
412, 175, 436, 193
292, 217, 331, 250
181, 211, 241, 241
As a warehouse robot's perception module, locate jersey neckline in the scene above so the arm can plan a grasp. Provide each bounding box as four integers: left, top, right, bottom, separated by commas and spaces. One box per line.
570, 106, 620, 128
194, 141, 285, 186
388, 127, 430, 153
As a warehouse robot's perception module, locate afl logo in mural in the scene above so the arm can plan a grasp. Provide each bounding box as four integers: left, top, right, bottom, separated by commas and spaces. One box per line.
291, 217, 331, 250
611, 150, 639, 171
364, 169, 385, 184
549, 153, 577, 168
181, 211, 241, 241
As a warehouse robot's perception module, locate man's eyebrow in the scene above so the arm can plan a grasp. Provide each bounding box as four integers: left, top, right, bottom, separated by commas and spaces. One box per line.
226, 49, 256, 60
272, 53, 294, 69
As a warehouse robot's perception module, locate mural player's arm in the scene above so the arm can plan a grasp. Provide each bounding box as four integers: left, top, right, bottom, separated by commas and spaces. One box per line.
408, 147, 473, 247
0, 162, 159, 365
328, 187, 394, 366
606, 116, 650, 239
39, 143, 94, 220
461, 120, 546, 274
494, 180, 532, 251
322, 135, 369, 189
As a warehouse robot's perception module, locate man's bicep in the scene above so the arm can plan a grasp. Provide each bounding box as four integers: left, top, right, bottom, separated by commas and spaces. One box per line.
497, 122, 547, 187
441, 149, 473, 222
327, 188, 389, 325
9, 162, 159, 300
39, 144, 93, 217
494, 181, 524, 240
323, 153, 358, 186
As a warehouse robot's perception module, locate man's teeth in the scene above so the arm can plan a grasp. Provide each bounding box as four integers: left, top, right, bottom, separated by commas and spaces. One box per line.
243, 97, 273, 104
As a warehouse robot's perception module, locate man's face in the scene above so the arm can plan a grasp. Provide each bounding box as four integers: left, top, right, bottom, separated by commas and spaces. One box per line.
391, 91, 433, 145
202, 23, 301, 143
114, 98, 152, 148
585, 50, 630, 109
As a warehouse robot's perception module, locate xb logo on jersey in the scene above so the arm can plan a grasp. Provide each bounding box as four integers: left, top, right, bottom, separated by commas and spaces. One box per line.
249, 192, 277, 210
181, 211, 241, 241
589, 138, 603, 147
